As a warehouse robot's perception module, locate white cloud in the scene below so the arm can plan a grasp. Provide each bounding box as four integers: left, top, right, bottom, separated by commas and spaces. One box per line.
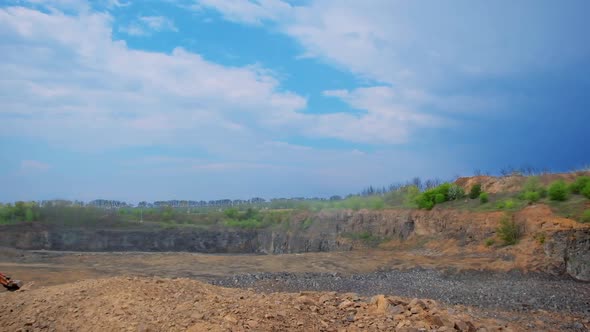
197, 0, 291, 25
197, 0, 590, 139
0, 5, 309, 150
20, 160, 51, 172
120, 15, 178, 36
0, 3, 439, 147
139, 15, 178, 31
200, 0, 590, 85
311, 86, 444, 144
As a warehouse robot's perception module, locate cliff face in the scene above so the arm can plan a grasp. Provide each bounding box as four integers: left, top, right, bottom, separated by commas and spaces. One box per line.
1, 206, 588, 281
544, 229, 590, 282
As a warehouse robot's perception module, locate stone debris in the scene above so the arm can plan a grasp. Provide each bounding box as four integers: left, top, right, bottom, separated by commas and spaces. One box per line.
0, 276, 516, 332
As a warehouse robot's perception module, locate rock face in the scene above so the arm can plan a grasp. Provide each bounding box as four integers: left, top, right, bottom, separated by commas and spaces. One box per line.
0, 222, 352, 254
1, 207, 589, 281
544, 229, 590, 282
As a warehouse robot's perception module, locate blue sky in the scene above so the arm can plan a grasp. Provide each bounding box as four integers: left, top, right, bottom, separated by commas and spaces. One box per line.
1, 0, 589, 202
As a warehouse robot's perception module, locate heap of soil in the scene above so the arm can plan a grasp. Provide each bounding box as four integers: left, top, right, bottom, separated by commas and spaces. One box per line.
0, 276, 515, 331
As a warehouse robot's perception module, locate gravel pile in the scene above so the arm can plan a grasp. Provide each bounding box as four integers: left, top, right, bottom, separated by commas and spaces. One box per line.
0, 276, 515, 332
212, 268, 590, 315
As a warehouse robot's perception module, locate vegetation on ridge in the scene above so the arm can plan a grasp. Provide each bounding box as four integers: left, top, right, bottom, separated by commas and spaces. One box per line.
2, 171, 590, 228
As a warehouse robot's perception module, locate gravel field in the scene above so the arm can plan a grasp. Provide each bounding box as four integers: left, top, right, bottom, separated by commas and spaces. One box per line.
212, 268, 590, 315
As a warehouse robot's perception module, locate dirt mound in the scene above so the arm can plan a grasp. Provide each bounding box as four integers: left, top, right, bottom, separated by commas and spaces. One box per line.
0, 277, 516, 331
454, 171, 590, 194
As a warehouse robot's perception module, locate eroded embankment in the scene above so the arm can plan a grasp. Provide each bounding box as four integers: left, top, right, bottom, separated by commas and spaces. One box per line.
0, 205, 588, 280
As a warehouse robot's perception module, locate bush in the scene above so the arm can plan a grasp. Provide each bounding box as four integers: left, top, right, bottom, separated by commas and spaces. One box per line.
570, 176, 590, 194
416, 194, 435, 210
497, 216, 520, 245
581, 210, 590, 223
535, 232, 546, 244
582, 182, 590, 199
447, 184, 465, 200
415, 183, 454, 209
504, 200, 515, 209
485, 238, 495, 247
523, 191, 541, 203
469, 184, 482, 199
479, 192, 489, 203
548, 180, 569, 201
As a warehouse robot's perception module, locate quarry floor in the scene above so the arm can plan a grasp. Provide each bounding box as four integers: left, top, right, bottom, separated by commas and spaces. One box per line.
1, 248, 589, 331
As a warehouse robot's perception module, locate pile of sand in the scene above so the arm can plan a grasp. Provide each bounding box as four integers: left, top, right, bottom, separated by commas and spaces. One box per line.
0, 276, 515, 331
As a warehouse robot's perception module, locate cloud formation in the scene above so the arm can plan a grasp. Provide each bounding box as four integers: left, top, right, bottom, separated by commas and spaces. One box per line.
120, 15, 178, 36
0, 1, 446, 150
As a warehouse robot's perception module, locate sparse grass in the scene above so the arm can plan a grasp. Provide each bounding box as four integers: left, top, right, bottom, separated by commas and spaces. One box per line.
484, 238, 495, 247
581, 210, 590, 223
437, 192, 525, 212
301, 218, 313, 230
546, 195, 588, 221
223, 218, 265, 229
535, 232, 546, 244
342, 231, 385, 247
497, 215, 521, 246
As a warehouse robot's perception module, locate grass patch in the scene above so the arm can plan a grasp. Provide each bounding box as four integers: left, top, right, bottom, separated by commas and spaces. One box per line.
342, 231, 385, 247
546, 195, 589, 221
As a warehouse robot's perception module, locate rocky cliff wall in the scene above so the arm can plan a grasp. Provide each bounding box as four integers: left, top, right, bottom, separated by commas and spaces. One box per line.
1, 206, 588, 281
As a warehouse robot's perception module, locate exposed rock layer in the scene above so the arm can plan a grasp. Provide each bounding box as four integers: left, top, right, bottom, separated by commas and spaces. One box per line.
1, 206, 588, 281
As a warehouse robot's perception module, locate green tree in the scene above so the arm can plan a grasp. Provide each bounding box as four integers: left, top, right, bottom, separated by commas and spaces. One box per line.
548, 180, 569, 201
570, 176, 590, 194
523, 191, 541, 203
469, 184, 482, 199
479, 192, 489, 203
25, 208, 34, 222
224, 208, 239, 219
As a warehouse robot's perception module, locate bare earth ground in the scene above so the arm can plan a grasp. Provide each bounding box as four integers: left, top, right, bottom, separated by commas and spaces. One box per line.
1, 248, 589, 331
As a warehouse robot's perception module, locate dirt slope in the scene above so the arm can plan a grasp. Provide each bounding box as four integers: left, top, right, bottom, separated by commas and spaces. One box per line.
0, 276, 520, 332
455, 171, 590, 194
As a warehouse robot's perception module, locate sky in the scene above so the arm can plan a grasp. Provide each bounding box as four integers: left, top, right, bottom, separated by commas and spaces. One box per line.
1, 0, 589, 203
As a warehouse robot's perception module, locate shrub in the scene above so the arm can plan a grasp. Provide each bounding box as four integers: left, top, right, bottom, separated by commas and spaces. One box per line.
520, 176, 546, 201
570, 176, 590, 194
581, 210, 590, 223
582, 182, 590, 199
484, 238, 495, 247
469, 184, 482, 199
416, 194, 435, 210
548, 180, 569, 201
535, 232, 546, 244
447, 184, 465, 200
504, 200, 516, 209
497, 216, 520, 245
224, 208, 239, 219
523, 176, 543, 193
403, 185, 421, 206
224, 218, 263, 229
25, 208, 34, 222
523, 191, 541, 203
479, 192, 489, 203
435, 193, 446, 204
